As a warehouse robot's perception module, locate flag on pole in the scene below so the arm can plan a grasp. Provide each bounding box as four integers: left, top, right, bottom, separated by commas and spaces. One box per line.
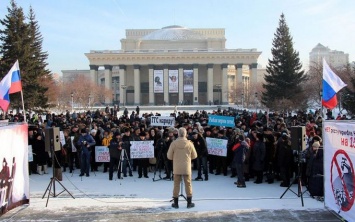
0, 68, 12, 112
322, 58, 347, 109
8, 60, 22, 94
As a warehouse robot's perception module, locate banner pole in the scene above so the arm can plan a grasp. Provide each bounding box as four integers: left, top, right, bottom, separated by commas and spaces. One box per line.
20, 90, 26, 122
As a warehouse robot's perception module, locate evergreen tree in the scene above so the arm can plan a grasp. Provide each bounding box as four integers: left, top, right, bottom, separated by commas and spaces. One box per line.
0, 0, 50, 110
262, 14, 307, 110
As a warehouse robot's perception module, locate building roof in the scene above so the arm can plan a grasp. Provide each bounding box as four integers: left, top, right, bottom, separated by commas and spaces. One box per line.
141, 25, 207, 41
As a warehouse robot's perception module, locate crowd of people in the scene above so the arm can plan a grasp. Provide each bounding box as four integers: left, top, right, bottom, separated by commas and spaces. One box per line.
18, 105, 331, 195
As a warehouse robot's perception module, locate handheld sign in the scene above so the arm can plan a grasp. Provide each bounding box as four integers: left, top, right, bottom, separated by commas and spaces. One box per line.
95, 146, 110, 162
130, 141, 154, 159
206, 137, 228, 157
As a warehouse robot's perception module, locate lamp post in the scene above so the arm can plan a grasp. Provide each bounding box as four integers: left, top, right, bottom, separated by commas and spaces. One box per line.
71, 92, 74, 113
241, 93, 244, 109
88, 93, 92, 110
121, 85, 127, 107
255, 92, 258, 113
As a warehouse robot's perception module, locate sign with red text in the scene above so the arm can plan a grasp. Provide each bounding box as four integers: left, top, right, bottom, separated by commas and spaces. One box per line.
130, 141, 154, 159
324, 121, 355, 222
206, 137, 228, 157
95, 146, 110, 162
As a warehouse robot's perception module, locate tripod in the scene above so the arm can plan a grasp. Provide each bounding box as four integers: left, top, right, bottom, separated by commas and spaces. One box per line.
42, 139, 75, 207
117, 149, 132, 180
280, 140, 307, 207
153, 149, 171, 181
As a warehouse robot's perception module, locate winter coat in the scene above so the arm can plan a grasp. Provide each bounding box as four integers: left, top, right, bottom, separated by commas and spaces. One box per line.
192, 134, 208, 157
232, 141, 249, 167
252, 140, 266, 171
167, 137, 197, 175
32, 139, 48, 165
109, 139, 122, 159
276, 138, 293, 168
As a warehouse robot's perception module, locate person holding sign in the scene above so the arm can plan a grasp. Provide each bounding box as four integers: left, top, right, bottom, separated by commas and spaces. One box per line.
137, 131, 150, 178
167, 127, 197, 209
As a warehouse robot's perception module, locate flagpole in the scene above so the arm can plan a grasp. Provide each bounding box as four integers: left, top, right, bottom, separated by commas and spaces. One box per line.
20, 90, 26, 122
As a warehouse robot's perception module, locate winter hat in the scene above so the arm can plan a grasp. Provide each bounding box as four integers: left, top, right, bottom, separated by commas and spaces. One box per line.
312, 141, 320, 148
90, 129, 97, 134
81, 128, 87, 134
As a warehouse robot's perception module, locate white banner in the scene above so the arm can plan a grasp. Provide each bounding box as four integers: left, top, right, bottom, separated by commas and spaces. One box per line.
169, 70, 178, 93
154, 70, 164, 93
324, 121, 355, 222
183, 70, 193, 93
130, 141, 154, 159
150, 116, 175, 127
60, 131, 66, 146
0, 124, 29, 215
95, 146, 110, 162
71, 136, 77, 152
28, 145, 33, 162
206, 137, 228, 157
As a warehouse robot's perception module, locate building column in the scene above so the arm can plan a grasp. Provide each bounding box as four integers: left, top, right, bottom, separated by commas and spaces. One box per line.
207, 64, 214, 104
148, 65, 154, 105
178, 65, 184, 104
89, 65, 98, 85
104, 65, 113, 104
134, 65, 140, 105
193, 64, 199, 105
250, 63, 258, 86
119, 65, 126, 107
221, 64, 228, 105
163, 66, 169, 105
236, 63, 243, 92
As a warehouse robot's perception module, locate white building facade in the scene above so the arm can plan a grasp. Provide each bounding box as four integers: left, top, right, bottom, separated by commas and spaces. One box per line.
68, 26, 262, 106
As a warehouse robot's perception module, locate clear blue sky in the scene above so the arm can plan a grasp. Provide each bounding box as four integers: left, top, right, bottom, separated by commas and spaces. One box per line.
0, 0, 354, 75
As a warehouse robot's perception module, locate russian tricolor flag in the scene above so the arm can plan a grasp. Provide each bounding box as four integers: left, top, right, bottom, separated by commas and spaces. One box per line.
8, 60, 22, 94
0, 60, 23, 111
322, 58, 347, 109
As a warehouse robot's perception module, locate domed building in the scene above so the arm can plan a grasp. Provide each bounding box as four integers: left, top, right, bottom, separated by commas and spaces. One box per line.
84, 25, 261, 106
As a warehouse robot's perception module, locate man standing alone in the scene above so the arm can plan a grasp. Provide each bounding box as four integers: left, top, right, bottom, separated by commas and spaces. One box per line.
167, 127, 197, 209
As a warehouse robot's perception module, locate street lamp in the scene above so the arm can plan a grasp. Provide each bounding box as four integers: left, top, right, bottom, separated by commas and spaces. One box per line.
88, 93, 92, 109
71, 92, 74, 113
255, 92, 258, 113
121, 85, 127, 107
241, 93, 244, 109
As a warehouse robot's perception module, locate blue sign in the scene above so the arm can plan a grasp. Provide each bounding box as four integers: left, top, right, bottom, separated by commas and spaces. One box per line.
208, 115, 235, 127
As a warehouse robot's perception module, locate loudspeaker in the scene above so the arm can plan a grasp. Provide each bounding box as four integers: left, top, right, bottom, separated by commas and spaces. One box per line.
45, 127, 61, 152
290, 126, 306, 151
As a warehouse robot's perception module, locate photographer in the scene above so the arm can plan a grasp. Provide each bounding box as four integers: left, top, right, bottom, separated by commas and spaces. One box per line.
77, 128, 96, 177
121, 128, 133, 177
108, 132, 122, 180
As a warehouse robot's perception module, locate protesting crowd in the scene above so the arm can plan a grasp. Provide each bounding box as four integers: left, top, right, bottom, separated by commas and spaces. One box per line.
19, 105, 331, 197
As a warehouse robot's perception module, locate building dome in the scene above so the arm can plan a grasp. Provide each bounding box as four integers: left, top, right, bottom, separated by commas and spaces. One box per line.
141, 25, 206, 41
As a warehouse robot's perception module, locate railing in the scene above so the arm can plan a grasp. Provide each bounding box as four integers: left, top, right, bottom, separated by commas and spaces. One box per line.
89, 48, 258, 54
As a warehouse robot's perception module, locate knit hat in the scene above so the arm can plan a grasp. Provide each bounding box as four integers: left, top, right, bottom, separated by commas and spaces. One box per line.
81, 128, 87, 134
312, 141, 320, 148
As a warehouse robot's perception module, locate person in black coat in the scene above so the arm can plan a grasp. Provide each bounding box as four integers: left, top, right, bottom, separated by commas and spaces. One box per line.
108, 132, 122, 180
252, 132, 266, 184
191, 131, 208, 181
276, 132, 293, 187
122, 128, 133, 177
32, 133, 49, 175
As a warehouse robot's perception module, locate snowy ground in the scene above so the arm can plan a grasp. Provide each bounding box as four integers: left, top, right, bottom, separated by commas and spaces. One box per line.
1, 167, 341, 221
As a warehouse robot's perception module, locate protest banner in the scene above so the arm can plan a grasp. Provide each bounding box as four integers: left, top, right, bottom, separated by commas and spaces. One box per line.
130, 141, 154, 159
208, 115, 235, 128
206, 137, 228, 157
95, 146, 110, 162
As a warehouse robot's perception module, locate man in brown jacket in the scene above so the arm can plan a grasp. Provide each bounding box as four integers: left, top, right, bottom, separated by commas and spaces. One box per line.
167, 127, 197, 209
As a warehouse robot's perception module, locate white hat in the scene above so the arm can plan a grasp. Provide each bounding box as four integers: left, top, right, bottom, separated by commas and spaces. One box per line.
90, 129, 97, 134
